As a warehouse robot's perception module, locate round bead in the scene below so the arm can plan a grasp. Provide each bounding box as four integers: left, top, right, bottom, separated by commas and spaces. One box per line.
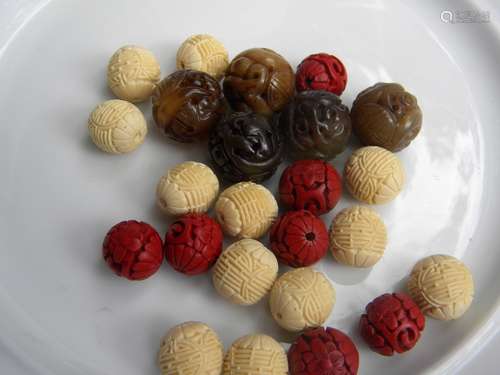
351, 82, 422, 152
107, 45, 160, 102
270, 267, 335, 332
288, 327, 359, 375
209, 112, 283, 183
296, 53, 348, 96
164, 213, 223, 275
359, 293, 425, 356
407, 255, 474, 320
279, 90, 351, 161
212, 239, 278, 305
223, 48, 294, 117
215, 182, 278, 239
270, 210, 328, 267
156, 161, 219, 216
88, 99, 147, 154
223, 334, 288, 375
152, 70, 223, 142
329, 206, 387, 267
158, 321, 224, 375
102, 220, 163, 280
344, 146, 404, 204
176, 34, 229, 79
279, 160, 342, 216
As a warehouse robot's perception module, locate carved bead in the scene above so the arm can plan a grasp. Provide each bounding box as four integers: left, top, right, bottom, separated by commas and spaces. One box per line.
215, 182, 278, 239
176, 34, 229, 79
330, 206, 387, 267
107, 45, 160, 102
158, 321, 224, 375
88, 99, 147, 154
223, 334, 288, 375
212, 239, 278, 305
407, 255, 474, 320
270, 267, 335, 332
156, 161, 219, 216
295, 53, 348, 96
344, 146, 404, 204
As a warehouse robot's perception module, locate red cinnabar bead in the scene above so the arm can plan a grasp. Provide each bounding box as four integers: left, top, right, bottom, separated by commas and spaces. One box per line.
103, 220, 163, 280
270, 210, 328, 267
165, 213, 223, 275
279, 160, 342, 215
359, 293, 425, 356
296, 53, 348, 96
288, 326, 359, 375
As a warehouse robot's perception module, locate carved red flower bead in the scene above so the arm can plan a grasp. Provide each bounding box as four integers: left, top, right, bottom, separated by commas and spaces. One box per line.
279, 159, 342, 215
270, 210, 328, 267
165, 213, 223, 275
103, 220, 164, 280
288, 326, 359, 375
359, 293, 425, 356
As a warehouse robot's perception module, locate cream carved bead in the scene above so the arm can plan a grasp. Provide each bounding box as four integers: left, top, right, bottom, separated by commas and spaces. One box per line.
156, 161, 219, 216
407, 254, 474, 320
212, 239, 278, 305
215, 182, 278, 239
344, 146, 405, 204
88, 99, 147, 154
330, 206, 387, 267
158, 321, 224, 375
269, 267, 335, 332
176, 34, 229, 79
223, 334, 288, 375
107, 45, 161, 102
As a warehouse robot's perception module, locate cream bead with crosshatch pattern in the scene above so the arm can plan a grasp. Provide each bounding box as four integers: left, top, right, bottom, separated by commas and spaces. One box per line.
344, 146, 405, 204
87, 99, 147, 154
330, 206, 387, 267
215, 182, 278, 239
107, 45, 161, 102
176, 34, 229, 79
156, 161, 219, 216
223, 334, 288, 375
212, 239, 278, 305
158, 321, 223, 375
407, 254, 474, 320
269, 267, 335, 332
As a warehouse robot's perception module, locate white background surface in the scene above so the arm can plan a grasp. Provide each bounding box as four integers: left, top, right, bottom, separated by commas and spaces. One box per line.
0, 0, 499, 374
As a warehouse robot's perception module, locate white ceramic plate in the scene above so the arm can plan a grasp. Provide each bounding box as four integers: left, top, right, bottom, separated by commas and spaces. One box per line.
1, 0, 500, 374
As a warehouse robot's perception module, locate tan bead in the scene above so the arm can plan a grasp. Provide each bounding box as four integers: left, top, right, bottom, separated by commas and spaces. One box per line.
176, 34, 229, 79
156, 161, 219, 216
212, 239, 278, 305
344, 146, 405, 204
223, 334, 288, 375
215, 182, 278, 239
158, 321, 223, 375
107, 45, 161, 102
87, 99, 147, 154
407, 254, 474, 320
330, 206, 387, 267
269, 267, 335, 332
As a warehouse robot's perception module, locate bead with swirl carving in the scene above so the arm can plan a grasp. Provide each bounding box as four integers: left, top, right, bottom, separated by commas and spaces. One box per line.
164, 213, 223, 275
209, 112, 283, 182
351, 82, 422, 152
359, 293, 425, 356
102, 220, 163, 280
280, 90, 351, 160
223, 48, 294, 117
279, 160, 342, 215
152, 69, 224, 142
295, 53, 348, 96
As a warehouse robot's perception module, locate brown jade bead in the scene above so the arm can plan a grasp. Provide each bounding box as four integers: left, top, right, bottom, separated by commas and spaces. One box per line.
152, 69, 224, 142
223, 48, 295, 117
